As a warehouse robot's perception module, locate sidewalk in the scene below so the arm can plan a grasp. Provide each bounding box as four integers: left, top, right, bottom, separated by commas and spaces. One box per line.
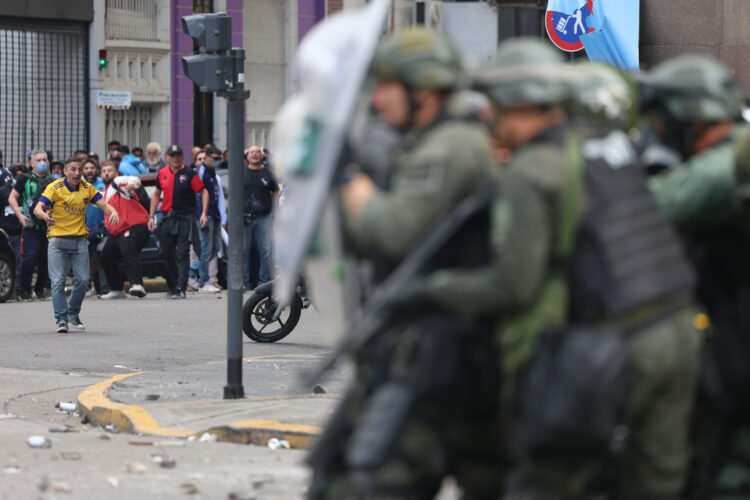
77, 353, 351, 449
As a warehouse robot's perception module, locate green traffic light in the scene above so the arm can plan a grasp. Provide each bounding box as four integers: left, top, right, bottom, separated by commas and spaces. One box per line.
99, 58, 107, 68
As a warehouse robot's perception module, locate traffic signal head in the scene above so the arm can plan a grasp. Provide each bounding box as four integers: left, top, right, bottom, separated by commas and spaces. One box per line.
182, 12, 232, 53
182, 54, 233, 92
98, 49, 107, 69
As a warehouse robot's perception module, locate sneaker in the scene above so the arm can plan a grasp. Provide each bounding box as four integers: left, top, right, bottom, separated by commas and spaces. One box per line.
69, 318, 86, 331
85, 288, 97, 297
128, 284, 147, 298
187, 277, 200, 291
100, 290, 127, 299
18, 294, 33, 303
56, 323, 69, 333
166, 289, 186, 299
199, 283, 221, 293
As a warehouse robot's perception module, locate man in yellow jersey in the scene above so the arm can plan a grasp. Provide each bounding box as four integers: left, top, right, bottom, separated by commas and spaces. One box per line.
34, 158, 120, 333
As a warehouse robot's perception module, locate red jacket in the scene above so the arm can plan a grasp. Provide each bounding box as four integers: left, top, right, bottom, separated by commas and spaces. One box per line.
104, 177, 149, 237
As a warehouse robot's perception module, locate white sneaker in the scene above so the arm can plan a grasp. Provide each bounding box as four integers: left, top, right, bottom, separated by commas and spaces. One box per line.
187, 277, 200, 291
85, 288, 97, 297
128, 284, 147, 298
199, 283, 221, 293
100, 290, 127, 299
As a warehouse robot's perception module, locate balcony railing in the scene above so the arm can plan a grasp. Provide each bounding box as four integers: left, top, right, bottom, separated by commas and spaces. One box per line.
105, 0, 158, 41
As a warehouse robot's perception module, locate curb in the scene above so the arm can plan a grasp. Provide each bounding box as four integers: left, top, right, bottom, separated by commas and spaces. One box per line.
77, 372, 321, 449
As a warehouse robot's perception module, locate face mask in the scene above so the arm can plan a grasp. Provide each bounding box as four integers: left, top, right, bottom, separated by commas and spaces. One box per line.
35, 161, 48, 175
52, 173, 63, 179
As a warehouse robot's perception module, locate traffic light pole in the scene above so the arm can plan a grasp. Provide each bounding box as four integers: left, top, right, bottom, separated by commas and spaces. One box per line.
221, 48, 250, 399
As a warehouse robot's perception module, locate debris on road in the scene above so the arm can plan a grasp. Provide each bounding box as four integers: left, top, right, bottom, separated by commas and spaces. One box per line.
37, 476, 49, 491
99, 433, 111, 440
128, 440, 154, 446
250, 475, 274, 488
155, 440, 187, 447
49, 425, 79, 433
60, 452, 82, 461
3, 465, 21, 474
56, 402, 77, 412
180, 481, 200, 495
197, 433, 217, 442
126, 462, 147, 474
312, 385, 326, 394
160, 459, 177, 469
53, 481, 73, 493
27, 436, 51, 448
105, 476, 120, 488
266, 438, 290, 450
145, 393, 160, 401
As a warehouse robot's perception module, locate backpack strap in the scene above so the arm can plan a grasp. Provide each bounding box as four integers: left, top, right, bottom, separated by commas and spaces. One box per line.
556, 130, 584, 261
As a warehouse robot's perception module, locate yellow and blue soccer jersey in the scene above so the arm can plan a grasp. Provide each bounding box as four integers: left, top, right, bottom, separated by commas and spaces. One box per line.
39, 178, 102, 238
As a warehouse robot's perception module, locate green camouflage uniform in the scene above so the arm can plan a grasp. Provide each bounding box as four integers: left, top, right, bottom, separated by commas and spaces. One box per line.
643, 56, 750, 499
422, 48, 701, 499
426, 124, 701, 499
309, 28, 503, 500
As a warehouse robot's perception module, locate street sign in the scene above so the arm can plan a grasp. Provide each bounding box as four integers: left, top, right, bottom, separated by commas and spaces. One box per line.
546, 0, 596, 52
96, 90, 132, 109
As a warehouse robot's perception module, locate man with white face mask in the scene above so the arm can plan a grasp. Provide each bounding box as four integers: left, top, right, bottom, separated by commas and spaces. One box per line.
8, 149, 53, 301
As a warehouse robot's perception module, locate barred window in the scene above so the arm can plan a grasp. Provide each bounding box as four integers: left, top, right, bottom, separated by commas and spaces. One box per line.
0, 19, 88, 164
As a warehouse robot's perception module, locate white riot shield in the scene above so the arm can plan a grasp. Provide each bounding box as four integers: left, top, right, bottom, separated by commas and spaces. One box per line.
272, 0, 389, 341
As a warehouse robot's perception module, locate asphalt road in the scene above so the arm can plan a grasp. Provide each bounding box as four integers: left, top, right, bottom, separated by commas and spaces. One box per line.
1, 291, 329, 374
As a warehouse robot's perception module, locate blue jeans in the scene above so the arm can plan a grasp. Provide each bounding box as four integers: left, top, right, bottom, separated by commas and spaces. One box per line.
243, 214, 272, 287
48, 237, 89, 325
189, 218, 221, 286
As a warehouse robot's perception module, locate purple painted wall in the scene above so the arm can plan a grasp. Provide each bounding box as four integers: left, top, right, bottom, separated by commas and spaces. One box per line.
170, 1, 244, 150
298, 0, 325, 42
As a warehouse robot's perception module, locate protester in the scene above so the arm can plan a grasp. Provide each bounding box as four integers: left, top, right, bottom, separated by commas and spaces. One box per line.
8, 149, 53, 301
50, 161, 64, 180
99, 161, 149, 299
0, 163, 28, 297
242, 145, 278, 290
82, 158, 109, 297
34, 158, 119, 333
132, 147, 144, 162
145, 142, 167, 172
187, 147, 223, 293
148, 145, 208, 299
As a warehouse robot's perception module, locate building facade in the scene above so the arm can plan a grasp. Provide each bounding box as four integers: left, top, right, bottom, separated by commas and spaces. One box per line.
2, 0, 750, 165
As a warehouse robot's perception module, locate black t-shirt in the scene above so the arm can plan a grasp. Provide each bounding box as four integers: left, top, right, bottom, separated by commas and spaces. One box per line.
0, 183, 22, 234
243, 167, 279, 216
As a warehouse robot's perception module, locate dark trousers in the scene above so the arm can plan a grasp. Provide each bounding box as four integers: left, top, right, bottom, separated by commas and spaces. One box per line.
158, 215, 192, 292
19, 228, 49, 297
101, 225, 150, 291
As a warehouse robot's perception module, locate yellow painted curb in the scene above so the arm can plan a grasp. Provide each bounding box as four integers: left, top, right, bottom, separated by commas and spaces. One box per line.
76, 372, 322, 448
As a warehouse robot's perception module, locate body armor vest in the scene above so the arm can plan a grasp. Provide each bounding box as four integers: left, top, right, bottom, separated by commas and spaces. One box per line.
567, 129, 696, 322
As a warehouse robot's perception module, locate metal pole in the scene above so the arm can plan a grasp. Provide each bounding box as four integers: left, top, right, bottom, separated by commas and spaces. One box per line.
223, 48, 249, 399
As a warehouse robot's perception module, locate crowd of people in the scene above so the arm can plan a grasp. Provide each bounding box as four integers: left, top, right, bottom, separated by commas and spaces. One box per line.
0, 138, 280, 325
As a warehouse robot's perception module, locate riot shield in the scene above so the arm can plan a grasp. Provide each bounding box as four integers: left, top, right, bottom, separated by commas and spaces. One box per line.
272, 0, 389, 338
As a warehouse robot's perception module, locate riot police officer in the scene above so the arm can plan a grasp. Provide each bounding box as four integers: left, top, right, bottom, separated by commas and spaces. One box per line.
307, 27, 503, 499
642, 55, 750, 499
422, 40, 701, 499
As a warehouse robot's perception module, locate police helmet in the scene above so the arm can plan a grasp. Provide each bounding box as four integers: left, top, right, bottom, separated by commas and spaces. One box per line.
571, 62, 638, 127
472, 38, 572, 108
648, 55, 743, 122
370, 27, 464, 91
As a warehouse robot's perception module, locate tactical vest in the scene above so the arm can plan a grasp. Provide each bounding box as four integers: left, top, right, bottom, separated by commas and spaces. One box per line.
565, 127, 695, 322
